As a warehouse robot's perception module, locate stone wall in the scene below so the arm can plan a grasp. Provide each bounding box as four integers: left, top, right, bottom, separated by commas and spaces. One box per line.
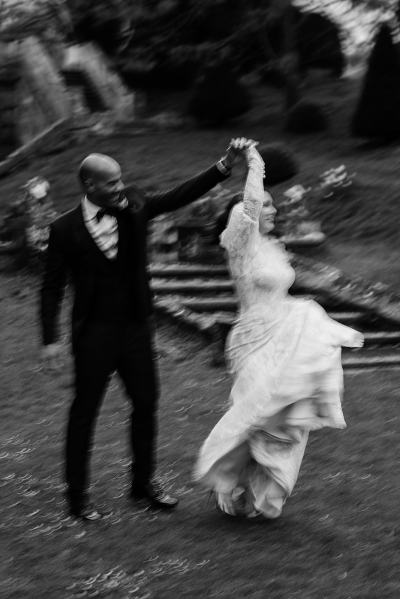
62, 42, 134, 123
0, 35, 136, 153
0, 36, 70, 158
17, 36, 70, 145
0, 32, 135, 169
0, 43, 21, 160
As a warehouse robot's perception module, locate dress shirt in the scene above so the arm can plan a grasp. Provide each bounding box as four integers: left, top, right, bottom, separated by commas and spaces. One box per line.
82, 196, 128, 260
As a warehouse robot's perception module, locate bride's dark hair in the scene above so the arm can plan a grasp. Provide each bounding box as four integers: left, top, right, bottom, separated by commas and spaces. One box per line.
214, 187, 278, 244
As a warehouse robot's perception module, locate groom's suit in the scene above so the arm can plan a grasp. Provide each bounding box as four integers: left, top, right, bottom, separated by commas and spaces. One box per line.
40, 163, 228, 503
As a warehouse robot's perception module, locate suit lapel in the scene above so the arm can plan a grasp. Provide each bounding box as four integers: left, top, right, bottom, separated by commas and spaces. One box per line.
74, 203, 116, 265
71, 197, 141, 266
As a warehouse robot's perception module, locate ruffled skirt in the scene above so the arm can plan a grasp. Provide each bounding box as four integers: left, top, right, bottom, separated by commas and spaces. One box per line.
194, 299, 362, 518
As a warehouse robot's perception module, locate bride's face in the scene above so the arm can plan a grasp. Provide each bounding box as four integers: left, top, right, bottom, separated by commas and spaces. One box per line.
259, 191, 277, 235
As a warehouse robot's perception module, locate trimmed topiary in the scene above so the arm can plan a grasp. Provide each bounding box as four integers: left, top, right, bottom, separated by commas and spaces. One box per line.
351, 24, 400, 140
188, 63, 251, 126
285, 100, 328, 134
258, 143, 298, 186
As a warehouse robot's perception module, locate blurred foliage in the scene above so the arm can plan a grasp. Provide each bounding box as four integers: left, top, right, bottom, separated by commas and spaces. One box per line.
62, 1, 346, 91
258, 143, 299, 185
66, 0, 134, 53
4, 0, 400, 130
351, 23, 400, 140
285, 99, 329, 133
187, 61, 252, 126
0, 0, 73, 40
0, 0, 351, 119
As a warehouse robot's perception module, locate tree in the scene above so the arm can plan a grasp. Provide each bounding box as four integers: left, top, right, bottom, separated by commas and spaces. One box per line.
0, 0, 74, 40
188, 61, 252, 125
66, 0, 134, 54
351, 23, 400, 139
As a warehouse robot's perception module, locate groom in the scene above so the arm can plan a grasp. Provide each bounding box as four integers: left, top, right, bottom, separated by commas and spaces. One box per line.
40, 138, 253, 520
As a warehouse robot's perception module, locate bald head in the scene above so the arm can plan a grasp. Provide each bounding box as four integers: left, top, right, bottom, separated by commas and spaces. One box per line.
79, 153, 125, 208
79, 153, 121, 185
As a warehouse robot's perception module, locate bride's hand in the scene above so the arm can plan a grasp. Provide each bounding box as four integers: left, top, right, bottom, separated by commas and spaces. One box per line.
223, 137, 258, 169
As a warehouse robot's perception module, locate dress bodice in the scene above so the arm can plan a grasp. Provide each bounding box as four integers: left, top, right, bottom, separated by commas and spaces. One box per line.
232, 233, 295, 315
219, 145, 297, 318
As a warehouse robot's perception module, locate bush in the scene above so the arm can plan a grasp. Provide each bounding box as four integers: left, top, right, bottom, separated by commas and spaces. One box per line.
262, 8, 344, 81
258, 144, 299, 186
188, 63, 251, 126
0, 62, 21, 86
351, 24, 400, 140
285, 100, 328, 134
260, 64, 287, 89
296, 12, 345, 77
67, 0, 132, 55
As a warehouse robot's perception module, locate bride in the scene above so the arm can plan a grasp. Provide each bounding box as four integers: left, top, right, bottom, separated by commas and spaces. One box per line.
194, 143, 363, 519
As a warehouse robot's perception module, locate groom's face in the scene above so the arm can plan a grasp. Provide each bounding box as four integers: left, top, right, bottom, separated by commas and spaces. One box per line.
87, 164, 125, 208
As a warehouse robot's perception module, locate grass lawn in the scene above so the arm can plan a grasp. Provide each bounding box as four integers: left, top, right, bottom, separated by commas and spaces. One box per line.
1, 74, 400, 598
1, 273, 400, 598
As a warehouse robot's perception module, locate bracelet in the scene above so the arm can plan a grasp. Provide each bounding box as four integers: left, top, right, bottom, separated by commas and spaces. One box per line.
216, 158, 232, 175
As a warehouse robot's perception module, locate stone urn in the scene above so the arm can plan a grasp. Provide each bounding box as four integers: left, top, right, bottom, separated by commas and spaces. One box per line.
277, 184, 326, 247
0, 176, 57, 271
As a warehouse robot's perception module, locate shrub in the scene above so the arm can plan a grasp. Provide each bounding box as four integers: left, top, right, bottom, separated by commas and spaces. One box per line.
296, 12, 345, 77
351, 24, 400, 140
261, 8, 344, 81
258, 144, 298, 186
285, 100, 328, 134
68, 0, 132, 55
188, 63, 251, 126
260, 64, 287, 89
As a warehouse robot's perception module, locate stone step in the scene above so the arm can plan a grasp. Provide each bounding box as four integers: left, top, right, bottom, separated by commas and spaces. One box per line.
150, 263, 228, 278
178, 297, 367, 324
151, 262, 400, 369
361, 331, 400, 345
210, 313, 400, 345
154, 300, 400, 369
151, 279, 320, 299
152, 279, 234, 294
342, 350, 400, 369
215, 320, 400, 347
149, 264, 369, 311
155, 301, 400, 341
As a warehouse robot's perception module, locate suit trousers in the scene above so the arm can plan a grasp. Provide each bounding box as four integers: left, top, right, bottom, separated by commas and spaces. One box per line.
65, 319, 158, 501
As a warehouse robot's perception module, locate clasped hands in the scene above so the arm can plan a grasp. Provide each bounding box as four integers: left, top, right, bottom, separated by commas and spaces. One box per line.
222, 137, 260, 169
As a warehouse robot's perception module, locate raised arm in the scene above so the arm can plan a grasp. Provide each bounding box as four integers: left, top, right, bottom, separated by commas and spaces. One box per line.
145, 163, 228, 220
243, 145, 265, 220
144, 138, 256, 220
220, 145, 265, 258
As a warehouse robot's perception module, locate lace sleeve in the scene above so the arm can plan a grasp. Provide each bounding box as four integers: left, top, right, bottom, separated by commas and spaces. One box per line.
220, 146, 265, 257
243, 146, 265, 221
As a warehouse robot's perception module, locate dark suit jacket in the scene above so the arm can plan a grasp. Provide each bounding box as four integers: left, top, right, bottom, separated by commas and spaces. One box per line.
40, 164, 228, 348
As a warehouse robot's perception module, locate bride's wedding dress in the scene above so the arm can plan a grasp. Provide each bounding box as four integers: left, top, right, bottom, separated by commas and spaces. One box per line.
194, 147, 363, 518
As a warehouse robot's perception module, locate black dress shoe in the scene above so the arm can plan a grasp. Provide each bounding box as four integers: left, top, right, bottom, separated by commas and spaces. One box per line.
68, 501, 109, 521
130, 481, 179, 510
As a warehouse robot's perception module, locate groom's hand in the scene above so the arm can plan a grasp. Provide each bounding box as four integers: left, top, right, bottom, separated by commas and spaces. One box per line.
221, 137, 258, 170
40, 342, 64, 372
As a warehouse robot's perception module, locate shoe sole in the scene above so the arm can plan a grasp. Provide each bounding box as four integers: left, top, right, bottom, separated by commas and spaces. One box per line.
130, 496, 179, 510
